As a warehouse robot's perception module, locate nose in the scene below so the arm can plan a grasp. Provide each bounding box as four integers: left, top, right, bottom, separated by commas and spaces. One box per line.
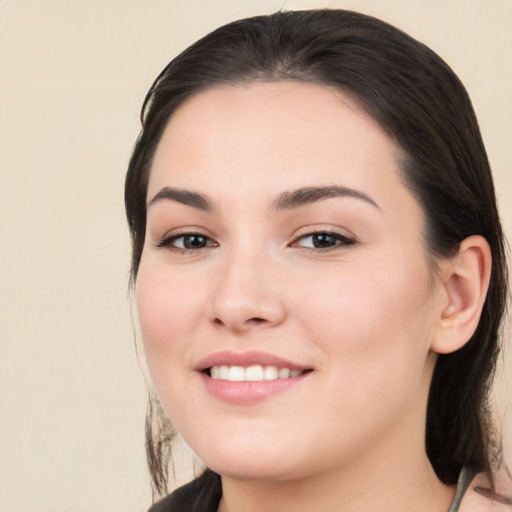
208, 246, 287, 333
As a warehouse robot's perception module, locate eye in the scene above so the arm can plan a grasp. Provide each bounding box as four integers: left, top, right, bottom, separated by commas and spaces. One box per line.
291, 231, 355, 251
156, 232, 217, 251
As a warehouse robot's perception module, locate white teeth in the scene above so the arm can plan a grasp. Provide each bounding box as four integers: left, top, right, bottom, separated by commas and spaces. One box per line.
245, 365, 264, 381
264, 365, 279, 380
219, 365, 230, 380
228, 366, 245, 381
209, 364, 305, 382
278, 368, 290, 378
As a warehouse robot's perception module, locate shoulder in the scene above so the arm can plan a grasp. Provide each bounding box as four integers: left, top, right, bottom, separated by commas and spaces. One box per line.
459, 466, 512, 512
147, 470, 222, 512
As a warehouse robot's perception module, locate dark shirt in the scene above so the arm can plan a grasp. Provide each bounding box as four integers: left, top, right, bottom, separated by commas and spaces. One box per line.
148, 470, 221, 512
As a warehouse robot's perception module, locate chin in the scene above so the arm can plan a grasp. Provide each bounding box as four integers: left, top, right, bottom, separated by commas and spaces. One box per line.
207, 458, 299, 482
189, 437, 303, 482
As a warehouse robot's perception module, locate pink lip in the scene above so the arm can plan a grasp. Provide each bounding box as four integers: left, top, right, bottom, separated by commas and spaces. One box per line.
195, 350, 308, 371
199, 372, 310, 404
195, 350, 313, 405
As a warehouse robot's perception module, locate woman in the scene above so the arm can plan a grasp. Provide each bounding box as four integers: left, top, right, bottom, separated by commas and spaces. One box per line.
125, 9, 511, 511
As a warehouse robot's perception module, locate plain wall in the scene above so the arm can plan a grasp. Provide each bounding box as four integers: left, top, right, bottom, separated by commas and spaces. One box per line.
0, 1, 510, 511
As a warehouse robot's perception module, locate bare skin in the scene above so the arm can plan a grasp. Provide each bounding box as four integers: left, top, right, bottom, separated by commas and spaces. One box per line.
138, 82, 491, 512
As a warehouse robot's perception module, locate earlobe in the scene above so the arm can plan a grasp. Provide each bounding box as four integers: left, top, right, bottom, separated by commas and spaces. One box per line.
431, 235, 492, 355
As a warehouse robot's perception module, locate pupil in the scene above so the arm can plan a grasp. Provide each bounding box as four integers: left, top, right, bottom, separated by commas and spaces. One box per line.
184, 235, 206, 249
313, 234, 336, 248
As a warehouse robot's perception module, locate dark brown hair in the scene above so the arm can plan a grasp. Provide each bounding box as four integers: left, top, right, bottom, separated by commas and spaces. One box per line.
125, 9, 508, 496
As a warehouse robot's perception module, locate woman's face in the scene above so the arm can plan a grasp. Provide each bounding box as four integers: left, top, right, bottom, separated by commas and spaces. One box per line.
136, 82, 447, 481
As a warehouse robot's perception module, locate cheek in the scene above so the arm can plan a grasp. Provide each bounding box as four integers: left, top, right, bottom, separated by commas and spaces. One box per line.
294, 255, 436, 374
135, 264, 207, 426
303, 261, 436, 428
135, 263, 202, 374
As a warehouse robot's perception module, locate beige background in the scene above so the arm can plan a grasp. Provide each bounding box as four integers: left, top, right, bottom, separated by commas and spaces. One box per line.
0, 0, 510, 511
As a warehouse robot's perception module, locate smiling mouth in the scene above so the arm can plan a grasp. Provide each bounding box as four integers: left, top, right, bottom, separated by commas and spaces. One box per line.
205, 365, 312, 382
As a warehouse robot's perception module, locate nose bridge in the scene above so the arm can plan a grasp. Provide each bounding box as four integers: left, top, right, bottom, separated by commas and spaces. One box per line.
209, 237, 285, 331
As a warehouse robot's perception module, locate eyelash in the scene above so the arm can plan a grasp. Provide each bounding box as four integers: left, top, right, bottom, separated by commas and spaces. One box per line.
155, 230, 355, 253
290, 230, 355, 252
155, 232, 217, 252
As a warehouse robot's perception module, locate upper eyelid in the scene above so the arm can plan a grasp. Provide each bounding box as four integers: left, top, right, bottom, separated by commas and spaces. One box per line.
291, 226, 356, 241
157, 226, 215, 240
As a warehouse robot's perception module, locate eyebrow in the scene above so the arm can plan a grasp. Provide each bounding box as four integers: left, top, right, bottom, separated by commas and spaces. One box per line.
273, 186, 379, 210
147, 184, 379, 212
148, 187, 213, 211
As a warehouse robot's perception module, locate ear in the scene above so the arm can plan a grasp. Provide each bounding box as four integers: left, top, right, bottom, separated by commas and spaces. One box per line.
431, 235, 492, 355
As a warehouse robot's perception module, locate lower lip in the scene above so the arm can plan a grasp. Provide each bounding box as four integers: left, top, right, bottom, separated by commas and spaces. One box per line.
200, 372, 309, 404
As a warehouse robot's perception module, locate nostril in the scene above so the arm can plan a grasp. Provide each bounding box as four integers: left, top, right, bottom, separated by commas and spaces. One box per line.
249, 317, 266, 323
212, 316, 266, 328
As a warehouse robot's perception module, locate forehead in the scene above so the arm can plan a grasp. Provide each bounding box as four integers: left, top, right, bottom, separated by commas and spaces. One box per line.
153, 82, 383, 163
148, 81, 411, 212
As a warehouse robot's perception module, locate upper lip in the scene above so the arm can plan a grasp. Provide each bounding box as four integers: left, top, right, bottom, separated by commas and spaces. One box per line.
195, 350, 311, 372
